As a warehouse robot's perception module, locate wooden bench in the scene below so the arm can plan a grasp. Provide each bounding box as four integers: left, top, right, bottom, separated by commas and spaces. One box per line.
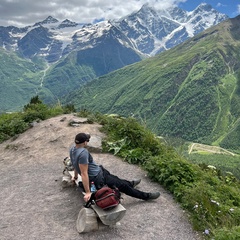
62, 170, 126, 233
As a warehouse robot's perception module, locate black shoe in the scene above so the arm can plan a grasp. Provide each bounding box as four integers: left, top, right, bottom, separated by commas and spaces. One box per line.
146, 192, 160, 200
132, 179, 141, 188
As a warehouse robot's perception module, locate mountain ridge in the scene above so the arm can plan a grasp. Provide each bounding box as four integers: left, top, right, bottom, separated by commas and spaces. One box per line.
0, 3, 227, 61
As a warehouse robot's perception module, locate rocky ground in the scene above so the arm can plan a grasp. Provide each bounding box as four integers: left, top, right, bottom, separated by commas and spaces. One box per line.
0, 114, 202, 240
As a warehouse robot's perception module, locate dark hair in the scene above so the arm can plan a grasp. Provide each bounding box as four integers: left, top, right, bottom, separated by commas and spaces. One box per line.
75, 133, 90, 144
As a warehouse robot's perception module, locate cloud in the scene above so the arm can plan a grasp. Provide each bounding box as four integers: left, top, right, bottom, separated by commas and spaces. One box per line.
238, 4, 240, 15
0, 0, 186, 27
216, 3, 226, 8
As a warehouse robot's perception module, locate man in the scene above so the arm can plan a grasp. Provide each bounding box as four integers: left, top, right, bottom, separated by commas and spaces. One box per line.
70, 132, 160, 202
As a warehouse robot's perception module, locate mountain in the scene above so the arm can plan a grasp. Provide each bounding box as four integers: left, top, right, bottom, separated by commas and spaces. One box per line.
113, 3, 227, 55
64, 16, 240, 153
41, 21, 143, 102
0, 3, 228, 61
0, 3, 228, 111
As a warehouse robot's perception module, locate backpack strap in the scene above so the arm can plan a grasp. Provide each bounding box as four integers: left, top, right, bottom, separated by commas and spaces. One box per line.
84, 192, 96, 208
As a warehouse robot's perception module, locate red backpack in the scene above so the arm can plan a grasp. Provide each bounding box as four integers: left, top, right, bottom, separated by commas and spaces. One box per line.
85, 186, 121, 210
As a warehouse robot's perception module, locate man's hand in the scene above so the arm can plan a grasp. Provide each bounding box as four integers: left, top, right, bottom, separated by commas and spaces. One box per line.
72, 169, 78, 182
71, 175, 77, 183
84, 192, 92, 202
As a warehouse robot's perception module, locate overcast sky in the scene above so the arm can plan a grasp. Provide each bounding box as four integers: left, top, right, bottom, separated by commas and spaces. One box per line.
0, 0, 239, 27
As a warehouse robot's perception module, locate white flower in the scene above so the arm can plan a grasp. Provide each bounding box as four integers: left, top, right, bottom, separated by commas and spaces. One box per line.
211, 199, 220, 206
207, 165, 216, 170
193, 204, 198, 209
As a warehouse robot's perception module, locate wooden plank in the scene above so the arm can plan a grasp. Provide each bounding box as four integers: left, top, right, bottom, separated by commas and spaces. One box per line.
91, 204, 126, 226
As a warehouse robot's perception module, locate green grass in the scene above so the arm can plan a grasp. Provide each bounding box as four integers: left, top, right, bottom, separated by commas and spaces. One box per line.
187, 153, 240, 180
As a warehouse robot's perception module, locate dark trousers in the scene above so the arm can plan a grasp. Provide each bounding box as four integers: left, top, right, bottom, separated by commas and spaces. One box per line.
92, 166, 149, 200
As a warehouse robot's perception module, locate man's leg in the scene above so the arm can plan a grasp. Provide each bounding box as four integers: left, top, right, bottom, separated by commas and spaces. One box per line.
104, 172, 149, 200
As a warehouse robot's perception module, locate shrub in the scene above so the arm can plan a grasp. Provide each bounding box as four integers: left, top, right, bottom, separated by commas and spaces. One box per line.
0, 96, 65, 143
213, 226, 240, 240
62, 104, 76, 113
145, 155, 200, 199
0, 112, 28, 142
99, 115, 167, 164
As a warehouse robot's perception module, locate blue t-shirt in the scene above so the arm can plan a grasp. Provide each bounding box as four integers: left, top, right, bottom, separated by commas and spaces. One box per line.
70, 146, 100, 178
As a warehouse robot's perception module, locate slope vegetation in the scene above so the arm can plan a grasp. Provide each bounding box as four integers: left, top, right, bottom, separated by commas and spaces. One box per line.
42, 35, 142, 102
0, 49, 47, 112
65, 16, 240, 152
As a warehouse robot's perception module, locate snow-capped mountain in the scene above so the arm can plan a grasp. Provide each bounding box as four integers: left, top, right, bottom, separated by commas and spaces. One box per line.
0, 3, 227, 63
113, 3, 228, 55
1, 16, 84, 62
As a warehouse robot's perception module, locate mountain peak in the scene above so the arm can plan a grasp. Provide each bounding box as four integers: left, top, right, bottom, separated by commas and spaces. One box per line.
141, 2, 151, 9
57, 19, 78, 28
42, 16, 59, 24
33, 16, 59, 27
195, 3, 214, 13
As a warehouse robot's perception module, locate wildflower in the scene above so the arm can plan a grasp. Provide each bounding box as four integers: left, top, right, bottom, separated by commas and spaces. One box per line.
207, 165, 216, 170
204, 229, 210, 235
229, 208, 234, 212
210, 199, 220, 206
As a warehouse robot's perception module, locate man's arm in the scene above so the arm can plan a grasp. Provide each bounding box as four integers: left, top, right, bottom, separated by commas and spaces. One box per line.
79, 163, 91, 202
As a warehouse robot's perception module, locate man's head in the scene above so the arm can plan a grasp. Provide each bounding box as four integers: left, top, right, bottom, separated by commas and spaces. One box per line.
75, 133, 91, 144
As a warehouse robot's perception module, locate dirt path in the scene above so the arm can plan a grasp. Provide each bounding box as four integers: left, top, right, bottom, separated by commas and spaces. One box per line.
0, 114, 202, 240
188, 142, 235, 155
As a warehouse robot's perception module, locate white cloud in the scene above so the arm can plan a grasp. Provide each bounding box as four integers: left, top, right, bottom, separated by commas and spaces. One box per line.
216, 3, 223, 7
238, 4, 240, 14
0, 0, 187, 27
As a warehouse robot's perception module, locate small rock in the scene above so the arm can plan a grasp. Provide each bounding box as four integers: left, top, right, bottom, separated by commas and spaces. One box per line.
60, 117, 67, 122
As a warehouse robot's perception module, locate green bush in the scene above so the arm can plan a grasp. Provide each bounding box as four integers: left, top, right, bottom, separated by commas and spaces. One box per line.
98, 115, 166, 164
145, 155, 200, 198
0, 112, 28, 142
0, 96, 65, 143
62, 103, 76, 113
213, 226, 240, 240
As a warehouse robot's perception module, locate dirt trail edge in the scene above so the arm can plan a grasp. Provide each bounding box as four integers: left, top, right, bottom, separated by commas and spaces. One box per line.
0, 114, 202, 240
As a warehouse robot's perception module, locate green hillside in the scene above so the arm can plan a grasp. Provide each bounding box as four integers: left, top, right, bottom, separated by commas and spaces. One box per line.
0, 30, 143, 111
42, 39, 143, 102
0, 49, 47, 112
65, 17, 240, 152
